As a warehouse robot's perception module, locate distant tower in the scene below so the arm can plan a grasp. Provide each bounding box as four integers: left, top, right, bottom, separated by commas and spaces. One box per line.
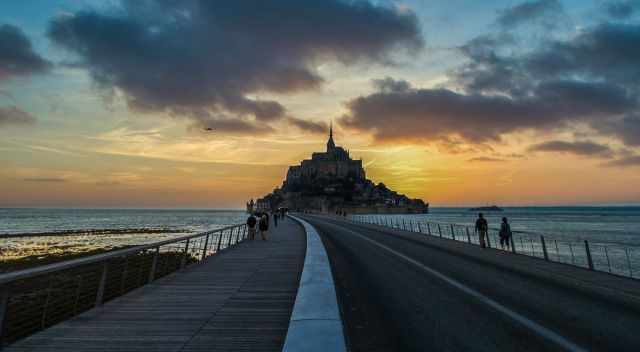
327, 121, 335, 152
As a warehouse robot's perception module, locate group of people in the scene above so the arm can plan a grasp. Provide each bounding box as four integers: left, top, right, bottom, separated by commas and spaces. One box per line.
474, 213, 513, 250
245, 208, 288, 241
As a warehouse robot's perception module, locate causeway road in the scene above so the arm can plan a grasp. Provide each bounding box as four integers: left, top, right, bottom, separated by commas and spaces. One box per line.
300, 215, 640, 352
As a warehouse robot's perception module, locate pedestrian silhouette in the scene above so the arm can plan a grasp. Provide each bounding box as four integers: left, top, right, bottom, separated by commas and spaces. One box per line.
475, 213, 488, 248
499, 217, 512, 250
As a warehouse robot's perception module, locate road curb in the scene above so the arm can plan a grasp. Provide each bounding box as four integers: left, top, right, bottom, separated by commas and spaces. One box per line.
282, 215, 346, 352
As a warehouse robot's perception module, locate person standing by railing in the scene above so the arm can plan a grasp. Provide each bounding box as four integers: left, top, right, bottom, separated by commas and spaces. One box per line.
499, 217, 512, 250
475, 213, 488, 248
247, 213, 257, 240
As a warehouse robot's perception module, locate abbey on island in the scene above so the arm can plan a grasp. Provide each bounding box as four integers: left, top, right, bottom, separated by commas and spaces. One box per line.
247, 124, 429, 214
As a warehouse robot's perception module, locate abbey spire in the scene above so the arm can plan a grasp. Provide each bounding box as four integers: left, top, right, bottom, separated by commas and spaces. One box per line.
326, 120, 336, 152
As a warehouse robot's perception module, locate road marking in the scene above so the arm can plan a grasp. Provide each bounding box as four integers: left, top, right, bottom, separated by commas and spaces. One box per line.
328, 221, 588, 352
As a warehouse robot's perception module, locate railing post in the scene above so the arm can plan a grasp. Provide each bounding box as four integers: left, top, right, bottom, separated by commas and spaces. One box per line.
450, 224, 456, 241
410, 220, 414, 232
585, 240, 594, 270
511, 235, 517, 254
540, 236, 549, 261
427, 223, 432, 235
227, 228, 234, 248
180, 239, 190, 269
466, 227, 471, 243
148, 247, 159, 283
625, 248, 633, 278
201, 234, 210, 260
95, 261, 109, 307
569, 243, 575, 265
417, 222, 422, 233
438, 224, 442, 237
402, 219, 406, 230
216, 230, 224, 252
41, 283, 52, 329
604, 247, 612, 273
0, 286, 10, 347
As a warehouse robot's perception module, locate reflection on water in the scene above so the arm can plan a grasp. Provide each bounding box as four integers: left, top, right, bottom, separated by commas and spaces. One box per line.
0, 209, 246, 261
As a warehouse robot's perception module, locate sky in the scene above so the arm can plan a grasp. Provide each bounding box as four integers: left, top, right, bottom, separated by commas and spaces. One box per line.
1, 0, 640, 208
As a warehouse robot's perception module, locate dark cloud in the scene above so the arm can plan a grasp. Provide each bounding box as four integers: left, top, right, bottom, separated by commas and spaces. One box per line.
339, 78, 635, 143
48, 0, 422, 130
593, 115, 640, 146
372, 77, 412, 93
495, 0, 563, 28
603, 155, 640, 167
603, 1, 640, 19
525, 23, 640, 86
23, 177, 67, 183
0, 24, 51, 81
0, 106, 37, 127
286, 117, 328, 134
341, 18, 640, 150
467, 157, 507, 163
528, 140, 614, 157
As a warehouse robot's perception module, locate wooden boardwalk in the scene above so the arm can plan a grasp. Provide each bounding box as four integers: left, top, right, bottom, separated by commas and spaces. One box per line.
6, 218, 306, 352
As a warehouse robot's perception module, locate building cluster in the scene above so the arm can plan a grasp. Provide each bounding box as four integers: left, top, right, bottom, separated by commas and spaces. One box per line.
247, 125, 428, 214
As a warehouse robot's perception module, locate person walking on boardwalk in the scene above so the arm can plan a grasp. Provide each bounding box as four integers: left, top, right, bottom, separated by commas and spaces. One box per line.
273, 211, 278, 227
259, 213, 269, 240
475, 213, 488, 248
499, 217, 512, 250
247, 213, 257, 240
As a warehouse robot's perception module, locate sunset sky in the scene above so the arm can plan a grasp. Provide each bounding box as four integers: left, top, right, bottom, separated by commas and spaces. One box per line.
1, 0, 640, 208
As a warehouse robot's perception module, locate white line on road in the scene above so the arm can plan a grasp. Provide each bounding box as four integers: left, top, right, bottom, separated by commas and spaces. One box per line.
331, 221, 588, 352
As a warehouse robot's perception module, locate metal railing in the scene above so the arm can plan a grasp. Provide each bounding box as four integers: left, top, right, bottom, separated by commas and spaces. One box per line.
0, 223, 248, 347
351, 215, 640, 280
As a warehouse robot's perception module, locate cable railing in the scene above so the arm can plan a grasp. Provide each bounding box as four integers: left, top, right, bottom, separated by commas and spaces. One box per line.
0, 223, 248, 347
351, 215, 640, 280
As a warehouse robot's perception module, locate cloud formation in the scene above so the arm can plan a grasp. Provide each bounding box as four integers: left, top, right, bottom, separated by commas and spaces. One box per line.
603, 0, 640, 19
340, 12, 640, 153
528, 141, 614, 157
467, 157, 507, 163
604, 155, 640, 167
339, 78, 635, 143
495, 0, 563, 28
0, 24, 51, 81
48, 0, 422, 133
286, 117, 328, 134
22, 177, 67, 183
0, 106, 37, 127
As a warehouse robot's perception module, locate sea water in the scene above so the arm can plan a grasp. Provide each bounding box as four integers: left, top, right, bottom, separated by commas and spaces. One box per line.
360, 207, 640, 277
384, 206, 640, 245
0, 208, 246, 261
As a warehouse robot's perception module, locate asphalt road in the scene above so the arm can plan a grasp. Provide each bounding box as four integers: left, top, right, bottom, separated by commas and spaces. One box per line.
301, 215, 640, 352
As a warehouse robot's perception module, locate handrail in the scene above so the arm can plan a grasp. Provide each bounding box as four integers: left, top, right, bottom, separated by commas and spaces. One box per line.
351, 214, 639, 280
363, 216, 639, 246
0, 224, 240, 285
0, 222, 248, 347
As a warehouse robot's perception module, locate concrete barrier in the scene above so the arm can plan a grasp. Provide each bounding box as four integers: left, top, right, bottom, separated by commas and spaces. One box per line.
283, 215, 346, 352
